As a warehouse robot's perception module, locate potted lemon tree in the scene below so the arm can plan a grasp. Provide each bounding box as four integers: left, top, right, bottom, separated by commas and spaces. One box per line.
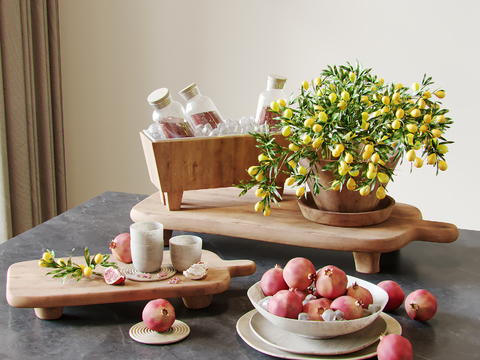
237, 61, 452, 217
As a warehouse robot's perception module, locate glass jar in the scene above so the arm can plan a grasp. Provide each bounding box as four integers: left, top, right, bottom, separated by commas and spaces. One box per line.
178, 83, 224, 129
147, 88, 194, 138
255, 74, 287, 129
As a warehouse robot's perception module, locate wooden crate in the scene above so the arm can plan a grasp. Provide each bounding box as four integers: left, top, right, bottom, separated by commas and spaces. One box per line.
140, 132, 289, 210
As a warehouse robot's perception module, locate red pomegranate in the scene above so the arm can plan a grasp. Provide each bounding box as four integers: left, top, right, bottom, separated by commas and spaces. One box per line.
142, 299, 176, 332
303, 298, 332, 321
405, 289, 437, 321
294, 288, 313, 301
103, 266, 126, 285
268, 289, 303, 319
377, 280, 405, 311
109, 233, 132, 263
283, 257, 316, 291
346, 282, 373, 309
315, 265, 348, 300
260, 265, 289, 296
377, 334, 413, 360
330, 295, 363, 320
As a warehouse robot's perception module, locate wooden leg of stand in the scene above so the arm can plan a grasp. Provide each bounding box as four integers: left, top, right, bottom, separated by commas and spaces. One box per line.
182, 295, 212, 309
34, 307, 64, 320
164, 229, 173, 247
353, 252, 381, 274
165, 192, 183, 211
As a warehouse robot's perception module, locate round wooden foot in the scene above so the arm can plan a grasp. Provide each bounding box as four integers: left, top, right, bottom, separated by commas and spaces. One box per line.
34, 307, 64, 320
353, 252, 381, 273
164, 229, 173, 246
182, 295, 212, 309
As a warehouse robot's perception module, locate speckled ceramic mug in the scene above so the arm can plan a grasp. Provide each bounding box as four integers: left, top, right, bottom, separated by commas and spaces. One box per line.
130, 222, 164, 273
169, 235, 202, 272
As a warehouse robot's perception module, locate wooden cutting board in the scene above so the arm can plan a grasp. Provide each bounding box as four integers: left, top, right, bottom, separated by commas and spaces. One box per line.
6, 250, 255, 320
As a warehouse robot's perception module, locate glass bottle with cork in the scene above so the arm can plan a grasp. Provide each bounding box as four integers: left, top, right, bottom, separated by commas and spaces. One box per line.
179, 83, 224, 129
255, 74, 287, 129
147, 88, 194, 139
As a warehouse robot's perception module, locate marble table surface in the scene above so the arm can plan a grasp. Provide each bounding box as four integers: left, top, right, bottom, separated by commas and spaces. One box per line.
1, 191, 479, 360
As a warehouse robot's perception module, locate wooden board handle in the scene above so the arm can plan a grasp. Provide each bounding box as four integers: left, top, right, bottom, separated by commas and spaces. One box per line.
216, 259, 256, 278
409, 219, 459, 244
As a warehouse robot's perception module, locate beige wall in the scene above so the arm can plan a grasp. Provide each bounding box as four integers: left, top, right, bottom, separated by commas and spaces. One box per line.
59, 0, 479, 231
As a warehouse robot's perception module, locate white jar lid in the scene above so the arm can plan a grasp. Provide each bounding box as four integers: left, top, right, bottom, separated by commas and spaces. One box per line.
147, 88, 171, 109
179, 83, 199, 101
267, 74, 287, 89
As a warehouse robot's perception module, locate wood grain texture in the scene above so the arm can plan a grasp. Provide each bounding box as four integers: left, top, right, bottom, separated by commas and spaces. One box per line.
6, 250, 256, 310
130, 187, 459, 264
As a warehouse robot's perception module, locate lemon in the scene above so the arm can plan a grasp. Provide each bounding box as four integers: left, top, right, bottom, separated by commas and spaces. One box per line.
332, 181, 341, 191
419, 124, 428, 133
360, 112, 369, 122
58, 259, 66, 267
367, 170, 377, 179
346, 177, 356, 190
406, 133, 414, 145
363, 144, 373, 153
368, 162, 377, 172
302, 81, 309, 90
270, 101, 280, 112
284, 108, 293, 119
263, 207, 271, 216
332, 148, 342, 157
349, 169, 360, 177
277, 98, 287, 107
382, 96, 391, 105
94, 253, 104, 264
361, 120, 370, 130
381, 106, 390, 114
339, 161, 348, 172
289, 144, 299, 151
359, 185, 370, 196
39, 260, 47, 268
423, 91, 432, 99
285, 177, 295, 186
296, 187, 306, 197
330, 84, 336, 91
392, 119, 401, 130
282, 126, 291, 137
329, 93, 337, 103
337, 100, 347, 110
418, 98, 426, 109
427, 153, 437, 165
413, 141, 422, 150
314, 105, 325, 111
83, 267, 93, 277
341, 91, 350, 101
410, 109, 421, 118
373, 93, 381, 102
312, 124, 323, 133
406, 124, 418, 133
376, 186, 386, 200
312, 138, 324, 148
254, 201, 263, 212
298, 166, 307, 175
42, 252, 53, 262
362, 151, 372, 160
395, 83, 403, 90
258, 154, 270, 162
314, 77, 322, 86
378, 172, 389, 183
378, 158, 386, 166
412, 82, 420, 91
413, 157, 423, 168
423, 114, 432, 124
247, 166, 259, 176
371, 153, 380, 164
255, 171, 264, 181
406, 149, 416, 161
318, 112, 328, 123
371, 86, 377, 92
437, 144, 449, 154
288, 160, 296, 168
436, 114, 445, 123
304, 117, 315, 127
338, 168, 348, 176
361, 95, 369, 103
438, 160, 448, 171
345, 153, 354, 164
302, 134, 311, 144
379, 78, 385, 85
435, 90, 445, 99
79, 264, 86, 271
431, 129, 442, 138
349, 72, 356, 82
316, 90, 323, 96
255, 188, 267, 198
392, 92, 402, 103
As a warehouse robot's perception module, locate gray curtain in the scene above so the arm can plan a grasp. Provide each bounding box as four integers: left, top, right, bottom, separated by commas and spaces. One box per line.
0, 0, 67, 243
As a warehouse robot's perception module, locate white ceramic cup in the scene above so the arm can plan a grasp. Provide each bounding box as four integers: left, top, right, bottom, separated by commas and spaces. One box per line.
130, 222, 164, 273
169, 235, 202, 272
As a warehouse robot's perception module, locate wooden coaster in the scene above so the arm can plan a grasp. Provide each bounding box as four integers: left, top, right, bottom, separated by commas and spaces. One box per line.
129, 320, 190, 345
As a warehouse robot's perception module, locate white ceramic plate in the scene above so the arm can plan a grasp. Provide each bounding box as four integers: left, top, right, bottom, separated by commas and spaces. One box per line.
121, 263, 177, 282
250, 311, 387, 356
237, 310, 402, 360
248, 275, 388, 339
129, 320, 190, 345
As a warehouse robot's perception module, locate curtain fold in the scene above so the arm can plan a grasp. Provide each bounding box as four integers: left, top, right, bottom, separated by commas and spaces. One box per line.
0, 0, 66, 243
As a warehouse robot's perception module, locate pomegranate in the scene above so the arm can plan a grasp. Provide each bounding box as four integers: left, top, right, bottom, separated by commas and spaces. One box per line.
260, 265, 289, 296
315, 265, 348, 300
330, 295, 363, 320
405, 289, 437, 321
283, 257, 316, 291
109, 233, 132, 263
142, 299, 176, 332
346, 282, 373, 309
303, 298, 332, 321
268, 289, 303, 319
377, 334, 413, 360
104, 266, 126, 285
294, 287, 313, 301
377, 280, 405, 311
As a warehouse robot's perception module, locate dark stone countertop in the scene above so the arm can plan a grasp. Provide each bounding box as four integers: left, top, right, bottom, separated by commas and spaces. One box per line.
1, 191, 479, 360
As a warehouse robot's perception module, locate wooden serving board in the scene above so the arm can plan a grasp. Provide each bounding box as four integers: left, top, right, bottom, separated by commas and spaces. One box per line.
6, 250, 256, 320
130, 187, 459, 274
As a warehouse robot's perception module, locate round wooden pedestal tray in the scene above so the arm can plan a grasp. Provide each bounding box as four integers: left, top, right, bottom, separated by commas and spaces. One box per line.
129, 320, 190, 345
298, 192, 396, 227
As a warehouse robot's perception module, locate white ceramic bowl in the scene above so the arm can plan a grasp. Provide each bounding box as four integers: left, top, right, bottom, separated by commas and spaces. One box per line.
247, 275, 388, 339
